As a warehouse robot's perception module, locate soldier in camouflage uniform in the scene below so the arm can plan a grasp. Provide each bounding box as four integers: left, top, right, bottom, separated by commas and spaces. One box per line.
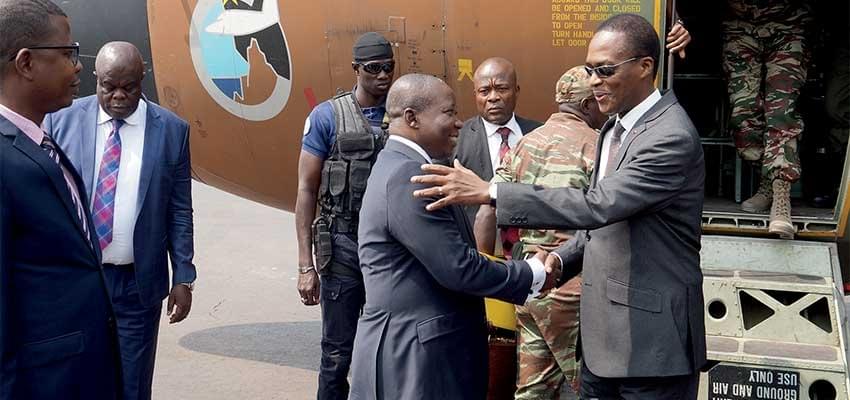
722, 0, 812, 238
474, 66, 607, 399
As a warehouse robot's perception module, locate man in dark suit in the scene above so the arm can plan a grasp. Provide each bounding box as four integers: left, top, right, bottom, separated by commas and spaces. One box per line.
411, 14, 706, 399
453, 57, 542, 225
44, 41, 195, 400
351, 73, 558, 400
0, 1, 120, 398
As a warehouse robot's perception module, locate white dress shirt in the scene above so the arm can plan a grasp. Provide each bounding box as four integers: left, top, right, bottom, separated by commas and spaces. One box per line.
481, 114, 522, 176
596, 89, 662, 181
389, 135, 432, 163
93, 100, 147, 265
391, 135, 547, 300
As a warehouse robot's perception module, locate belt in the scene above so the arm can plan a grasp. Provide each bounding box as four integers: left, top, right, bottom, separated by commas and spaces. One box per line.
323, 261, 361, 278
103, 263, 134, 268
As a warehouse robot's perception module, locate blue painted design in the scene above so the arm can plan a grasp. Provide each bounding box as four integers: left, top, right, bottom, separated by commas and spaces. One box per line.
198, 1, 249, 98
213, 78, 244, 99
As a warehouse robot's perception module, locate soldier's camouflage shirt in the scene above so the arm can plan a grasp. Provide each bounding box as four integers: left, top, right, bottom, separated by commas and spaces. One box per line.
492, 112, 598, 256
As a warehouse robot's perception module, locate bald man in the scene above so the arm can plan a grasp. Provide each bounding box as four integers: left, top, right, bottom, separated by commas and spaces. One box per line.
453, 57, 542, 229
351, 73, 558, 400
45, 41, 196, 400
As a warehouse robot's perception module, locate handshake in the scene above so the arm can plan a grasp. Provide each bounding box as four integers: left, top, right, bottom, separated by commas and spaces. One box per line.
531, 250, 565, 298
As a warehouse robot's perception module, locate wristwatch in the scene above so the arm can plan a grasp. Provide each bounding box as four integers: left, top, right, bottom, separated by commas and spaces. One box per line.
179, 282, 194, 291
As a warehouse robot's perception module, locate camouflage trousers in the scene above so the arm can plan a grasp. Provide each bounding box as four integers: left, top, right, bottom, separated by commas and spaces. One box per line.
515, 276, 581, 400
722, 21, 808, 182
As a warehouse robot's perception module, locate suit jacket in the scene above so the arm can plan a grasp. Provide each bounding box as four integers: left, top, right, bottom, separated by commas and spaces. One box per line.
351, 139, 534, 400
454, 115, 542, 224
0, 114, 119, 399
496, 90, 707, 378
45, 96, 196, 307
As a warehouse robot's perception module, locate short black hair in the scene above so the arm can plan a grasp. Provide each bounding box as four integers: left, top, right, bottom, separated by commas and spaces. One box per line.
596, 13, 660, 76
386, 73, 445, 119
0, 0, 67, 74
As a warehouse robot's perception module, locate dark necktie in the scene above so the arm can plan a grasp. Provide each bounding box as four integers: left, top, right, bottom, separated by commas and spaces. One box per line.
41, 134, 91, 243
604, 122, 626, 177
495, 127, 517, 257
497, 126, 512, 163
92, 119, 124, 250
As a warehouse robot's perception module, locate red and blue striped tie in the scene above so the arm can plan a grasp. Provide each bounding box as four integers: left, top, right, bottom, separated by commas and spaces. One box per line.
92, 119, 124, 250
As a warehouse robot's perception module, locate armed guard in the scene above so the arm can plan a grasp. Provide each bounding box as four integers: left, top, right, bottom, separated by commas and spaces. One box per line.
294, 32, 394, 400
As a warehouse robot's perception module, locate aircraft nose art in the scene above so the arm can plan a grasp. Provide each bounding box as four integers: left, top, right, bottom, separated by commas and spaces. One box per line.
189, 0, 292, 121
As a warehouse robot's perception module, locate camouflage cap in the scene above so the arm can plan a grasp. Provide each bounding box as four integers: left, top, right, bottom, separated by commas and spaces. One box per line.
555, 66, 593, 104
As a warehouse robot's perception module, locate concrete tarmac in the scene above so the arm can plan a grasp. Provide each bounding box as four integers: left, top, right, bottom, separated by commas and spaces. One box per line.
152, 183, 321, 399
152, 183, 577, 399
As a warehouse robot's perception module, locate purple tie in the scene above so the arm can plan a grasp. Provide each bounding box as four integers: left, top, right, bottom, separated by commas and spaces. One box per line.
604, 122, 626, 177
92, 119, 124, 250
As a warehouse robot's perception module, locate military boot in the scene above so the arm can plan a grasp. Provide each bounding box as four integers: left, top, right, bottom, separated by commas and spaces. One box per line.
768, 180, 795, 239
741, 177, 773, 213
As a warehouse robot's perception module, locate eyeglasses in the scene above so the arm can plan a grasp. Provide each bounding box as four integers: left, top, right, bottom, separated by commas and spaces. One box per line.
357, 61, 395, 75
584, 57, 639, 79
7, 42, 80, 66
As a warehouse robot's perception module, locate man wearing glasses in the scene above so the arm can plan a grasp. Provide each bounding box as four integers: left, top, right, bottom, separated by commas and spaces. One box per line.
295, 31, 394, 400
0, 0, 119, 399
410, 13, 706, 399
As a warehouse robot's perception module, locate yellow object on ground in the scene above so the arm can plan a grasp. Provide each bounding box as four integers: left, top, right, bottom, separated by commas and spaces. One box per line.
482, 252, 518, 331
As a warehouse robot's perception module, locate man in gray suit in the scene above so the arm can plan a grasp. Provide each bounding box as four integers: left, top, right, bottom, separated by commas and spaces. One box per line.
351, 74, 558, 400
453, 57, 542, 225
411, 14, 706, 399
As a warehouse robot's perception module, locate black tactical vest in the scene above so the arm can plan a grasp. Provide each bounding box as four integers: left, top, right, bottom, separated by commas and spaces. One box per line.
317, 92, 387, 234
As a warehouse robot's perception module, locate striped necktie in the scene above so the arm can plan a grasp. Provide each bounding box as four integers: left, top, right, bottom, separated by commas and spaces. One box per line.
92, 119, 124, 250
40, 134, 91, 243
497, 126, 512, 162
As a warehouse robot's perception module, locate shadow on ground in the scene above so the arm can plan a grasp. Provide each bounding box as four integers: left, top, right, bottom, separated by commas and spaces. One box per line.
178, 320, 579, 399
179, 321, 322, 371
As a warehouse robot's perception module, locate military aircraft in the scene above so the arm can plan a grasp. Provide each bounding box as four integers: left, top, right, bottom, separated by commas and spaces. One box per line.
61, 0, 850, 398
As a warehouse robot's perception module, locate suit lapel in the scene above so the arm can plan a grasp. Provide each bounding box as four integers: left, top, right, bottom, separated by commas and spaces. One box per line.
472, 118, 493, 181
57, 143, 102, 262
612, 91, 677, 173
80, 98, 99, 199
135, 102, 161, 219
589, 118, 616, 188
10, 130, 97, 258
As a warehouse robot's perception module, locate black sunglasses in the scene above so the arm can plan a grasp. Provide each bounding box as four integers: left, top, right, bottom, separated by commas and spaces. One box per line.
584, 57, 639, 79
7, 42, 80, 66
357, 61, 395, 75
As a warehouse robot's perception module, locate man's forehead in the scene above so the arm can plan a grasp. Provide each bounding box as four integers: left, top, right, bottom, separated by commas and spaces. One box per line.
586, 31, 626, 63
473, 73, 513, 86
45, 15, 72, 42
98, 65, 143, 80
361, 57, 394, 64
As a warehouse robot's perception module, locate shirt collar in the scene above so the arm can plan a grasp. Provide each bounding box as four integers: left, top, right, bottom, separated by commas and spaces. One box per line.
97, 99, 147, 126
616, 89, 661, 133
0, 103, 44, 144
481, 113, 520, 137
388, 135, 432, 163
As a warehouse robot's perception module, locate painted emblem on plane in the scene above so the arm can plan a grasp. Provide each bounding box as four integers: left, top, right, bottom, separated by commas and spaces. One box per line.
189, 0, 292, 121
